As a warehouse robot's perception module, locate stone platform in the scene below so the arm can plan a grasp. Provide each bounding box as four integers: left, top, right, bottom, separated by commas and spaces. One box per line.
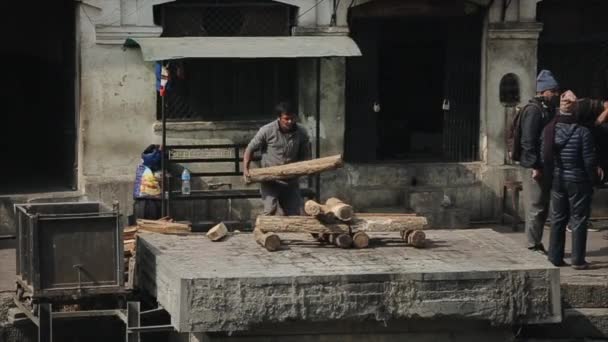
137, 229, 561, 333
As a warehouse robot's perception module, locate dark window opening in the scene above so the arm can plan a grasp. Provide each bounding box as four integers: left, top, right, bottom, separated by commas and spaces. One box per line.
155, 0, 295, 37
346, 13, 482, 162
0, 1, 77, 194
499, 73, 521, 106
159, 59, 297, 121
377, 40, 446, 160
537, 0, 608, 99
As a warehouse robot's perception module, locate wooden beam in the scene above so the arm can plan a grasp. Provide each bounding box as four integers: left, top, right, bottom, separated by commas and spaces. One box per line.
246, 155, 343, 183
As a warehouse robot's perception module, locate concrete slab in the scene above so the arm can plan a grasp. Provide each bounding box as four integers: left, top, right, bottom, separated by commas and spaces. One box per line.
493, 225, 608, 308
137, 229, 561, 333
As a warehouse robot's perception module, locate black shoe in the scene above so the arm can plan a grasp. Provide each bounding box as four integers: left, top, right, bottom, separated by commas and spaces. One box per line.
549, 259, 569, 267
528, 244, 547, 255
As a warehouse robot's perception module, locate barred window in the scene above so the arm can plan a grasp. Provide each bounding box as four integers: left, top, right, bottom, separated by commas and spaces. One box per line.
157, 59, 297, 121
156, 1, 295, 37
154, 1, 297, 121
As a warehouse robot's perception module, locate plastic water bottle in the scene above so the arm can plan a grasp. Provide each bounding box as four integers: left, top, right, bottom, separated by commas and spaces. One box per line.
181, 169, 191, 195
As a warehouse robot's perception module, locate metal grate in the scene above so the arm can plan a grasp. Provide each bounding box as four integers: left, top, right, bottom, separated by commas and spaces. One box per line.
160, 2, 293, 37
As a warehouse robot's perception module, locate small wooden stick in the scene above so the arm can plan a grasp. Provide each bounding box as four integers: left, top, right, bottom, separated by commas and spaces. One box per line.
254, 228, 281, 251
352, 231, 370, 249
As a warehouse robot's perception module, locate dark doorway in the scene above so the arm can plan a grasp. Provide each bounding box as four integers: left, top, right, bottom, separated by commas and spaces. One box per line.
377, 29, 446, 160
345, 4, 483, 162
0, 1, 77, 193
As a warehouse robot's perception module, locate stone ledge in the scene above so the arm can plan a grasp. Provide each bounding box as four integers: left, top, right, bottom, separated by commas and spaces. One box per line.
293, 26, 350, 36
95, 25, 162, 45
153, 120, 267, 133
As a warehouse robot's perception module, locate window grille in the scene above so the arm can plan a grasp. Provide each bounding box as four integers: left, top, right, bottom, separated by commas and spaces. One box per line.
159, 2, 294, 37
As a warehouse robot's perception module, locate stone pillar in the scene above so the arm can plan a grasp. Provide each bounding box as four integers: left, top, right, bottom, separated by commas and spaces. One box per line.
294, 27, 348, 158
484, 22, 542, 166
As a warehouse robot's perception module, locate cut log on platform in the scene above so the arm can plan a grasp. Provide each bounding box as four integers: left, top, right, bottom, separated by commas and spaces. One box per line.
351, 215, 428, 231
256, 216, 349, 234
325, 198, 354, 221
137, 219, 191, 234
207, 222, 228, 241
253, 228, 281, 251
255, 215, 427, 234
304, 200, 325, 217
352, 231, 370, 249
246, 155, 343, 183
401, 229, 426, 248
330, 233, 352, 249
304, 199, 354, 221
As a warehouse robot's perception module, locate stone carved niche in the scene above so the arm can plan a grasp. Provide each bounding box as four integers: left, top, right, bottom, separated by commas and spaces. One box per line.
500, 73, 520, 165
499, 73, 520, 107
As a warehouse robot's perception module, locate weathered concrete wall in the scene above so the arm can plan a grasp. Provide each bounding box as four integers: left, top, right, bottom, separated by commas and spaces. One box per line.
78, 3, 159, 216
483, 23, 542, 166
138, 229, 561, 333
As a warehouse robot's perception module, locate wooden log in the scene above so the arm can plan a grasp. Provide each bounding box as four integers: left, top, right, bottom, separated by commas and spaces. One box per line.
246, 155, 343, 183
331, 233, 352, 249
137, 219, 191, 234
401, 229, 426, 248
304, 200, 325, 217
206, 222, 228, 241
305, 199, 353, 222
256, 216, 349, 234
255, 215, 427, 234
325, 197, 354, 221
253, 228, 281, 252
351, 215, 428, 231
352, 231, 370, 249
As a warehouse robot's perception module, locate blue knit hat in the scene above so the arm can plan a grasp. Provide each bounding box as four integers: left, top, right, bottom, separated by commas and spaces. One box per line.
536, 70, 559, 93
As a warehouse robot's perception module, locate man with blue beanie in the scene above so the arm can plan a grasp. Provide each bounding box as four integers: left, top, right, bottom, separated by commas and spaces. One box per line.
520, 70, 561, 253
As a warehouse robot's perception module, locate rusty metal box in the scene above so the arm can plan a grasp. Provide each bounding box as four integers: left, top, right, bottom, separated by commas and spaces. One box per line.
14, 202, 123, 299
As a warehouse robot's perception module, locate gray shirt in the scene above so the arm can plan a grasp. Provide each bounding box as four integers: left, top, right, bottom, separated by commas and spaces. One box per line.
246, 120, 311, 168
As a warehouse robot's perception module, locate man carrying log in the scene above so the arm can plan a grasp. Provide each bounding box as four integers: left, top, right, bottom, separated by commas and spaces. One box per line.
243, 101, 311, 216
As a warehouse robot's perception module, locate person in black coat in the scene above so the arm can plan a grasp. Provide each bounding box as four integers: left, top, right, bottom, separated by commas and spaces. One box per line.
520, 70, 560, 253
541, 91, 600, 270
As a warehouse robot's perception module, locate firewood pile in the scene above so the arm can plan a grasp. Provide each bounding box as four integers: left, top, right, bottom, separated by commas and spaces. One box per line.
123, 217, 192, 288
253, 197, 429, 251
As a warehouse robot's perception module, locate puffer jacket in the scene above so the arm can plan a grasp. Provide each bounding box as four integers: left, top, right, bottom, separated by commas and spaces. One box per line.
542, 122, 596, 183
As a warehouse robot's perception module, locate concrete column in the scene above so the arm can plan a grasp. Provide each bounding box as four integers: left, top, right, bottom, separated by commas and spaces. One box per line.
319, 57, 346, 156
484, 22, 542, 166
519, 0, 542, 23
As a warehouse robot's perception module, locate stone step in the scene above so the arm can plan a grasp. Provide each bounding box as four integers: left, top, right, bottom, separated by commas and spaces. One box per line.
522, 308, 608, 340
562, 283, 608, 309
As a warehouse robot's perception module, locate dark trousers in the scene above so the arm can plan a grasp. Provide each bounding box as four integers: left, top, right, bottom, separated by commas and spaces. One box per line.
548, 181, 592, 266
133, 198, 162, 220
260, 180, 302, 216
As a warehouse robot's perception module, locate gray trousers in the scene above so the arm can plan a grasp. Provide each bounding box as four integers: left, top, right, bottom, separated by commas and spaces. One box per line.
260, 180, 302, 216
523, 173, 552, 248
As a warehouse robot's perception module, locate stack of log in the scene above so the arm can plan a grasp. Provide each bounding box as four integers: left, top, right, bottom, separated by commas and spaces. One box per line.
253, 197, 429, 251
123, 217, 192, 288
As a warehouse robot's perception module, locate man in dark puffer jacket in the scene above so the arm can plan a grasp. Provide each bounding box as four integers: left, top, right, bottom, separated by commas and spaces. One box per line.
542, 91, 599, 270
